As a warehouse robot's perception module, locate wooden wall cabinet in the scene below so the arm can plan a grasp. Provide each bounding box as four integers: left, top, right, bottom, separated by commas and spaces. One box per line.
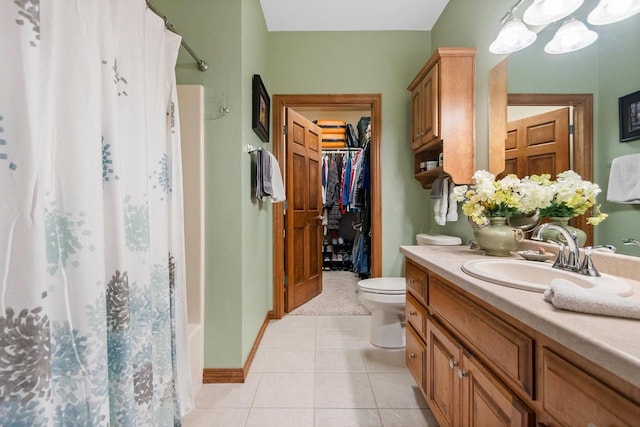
404, 257, 640, 425
407, 47, 476, 189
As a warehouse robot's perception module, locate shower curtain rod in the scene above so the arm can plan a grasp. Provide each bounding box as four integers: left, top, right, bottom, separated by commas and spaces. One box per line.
146, 1, 209, 72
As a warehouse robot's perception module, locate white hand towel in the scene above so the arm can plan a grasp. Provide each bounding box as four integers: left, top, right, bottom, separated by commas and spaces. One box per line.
543, 278, 640, 320
266, 151, 286, 203
446, 179, 458, 222
434, 177, 448, 226
430, 176, 444, 199
606, 153, 640, 204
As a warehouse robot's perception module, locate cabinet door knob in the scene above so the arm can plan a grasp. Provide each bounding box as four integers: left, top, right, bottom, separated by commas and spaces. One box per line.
409, 353, 416, 359
409, 311, 417, 316
408, 278, 415, 284
458, 369, 468, 378
587, 424, 598, 427
449, 360, 458, 369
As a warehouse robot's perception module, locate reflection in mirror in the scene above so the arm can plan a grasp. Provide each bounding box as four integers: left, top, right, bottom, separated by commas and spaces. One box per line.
487, 1, 640, 256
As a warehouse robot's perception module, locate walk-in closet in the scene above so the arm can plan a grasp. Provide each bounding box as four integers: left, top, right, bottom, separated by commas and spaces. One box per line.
290, 107, 373, 316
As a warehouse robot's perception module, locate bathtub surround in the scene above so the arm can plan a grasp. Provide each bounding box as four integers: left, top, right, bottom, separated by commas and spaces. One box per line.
0, 0, 193, 423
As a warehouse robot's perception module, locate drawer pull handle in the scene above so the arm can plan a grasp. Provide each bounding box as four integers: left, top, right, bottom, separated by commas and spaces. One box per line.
587, 424, 597, 427
449, 360, 458, 369
409, 311, 417, 316
458, 369, 468, 379
409, 353, 416, 359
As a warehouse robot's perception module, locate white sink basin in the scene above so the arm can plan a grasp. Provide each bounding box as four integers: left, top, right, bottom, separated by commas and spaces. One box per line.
461, 259, 634, 296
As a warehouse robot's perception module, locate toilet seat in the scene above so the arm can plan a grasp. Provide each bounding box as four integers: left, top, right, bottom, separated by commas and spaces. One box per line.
357, 278, 406, 295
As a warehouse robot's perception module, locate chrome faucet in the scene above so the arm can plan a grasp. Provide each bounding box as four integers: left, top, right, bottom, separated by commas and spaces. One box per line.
531, 223, 581, 271
578, 245, 617, 277
531, 223, 616, 276
623, 238, 640, 246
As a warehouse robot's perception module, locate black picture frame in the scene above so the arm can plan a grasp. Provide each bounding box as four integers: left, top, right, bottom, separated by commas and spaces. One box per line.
619, 90, 640, 143
252, 74, 270, 142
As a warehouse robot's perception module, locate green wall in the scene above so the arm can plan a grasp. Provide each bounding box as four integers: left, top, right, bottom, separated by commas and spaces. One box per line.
155, 0, 272, 368
427, 0, 510, 243
267, 31, 432, 275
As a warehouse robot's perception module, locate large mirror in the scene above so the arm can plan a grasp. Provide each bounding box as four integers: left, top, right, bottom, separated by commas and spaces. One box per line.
488, 0, 640, 256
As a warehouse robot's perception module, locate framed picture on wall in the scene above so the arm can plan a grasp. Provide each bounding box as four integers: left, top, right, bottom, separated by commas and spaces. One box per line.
252, 74, 270, 142
619, 90, 640, 143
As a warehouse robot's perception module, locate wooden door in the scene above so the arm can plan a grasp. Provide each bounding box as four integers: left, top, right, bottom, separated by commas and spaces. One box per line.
285, 108, 323, 312
461, 354, 532, 427
427, 319, 462, 427
502, 107, 570, 179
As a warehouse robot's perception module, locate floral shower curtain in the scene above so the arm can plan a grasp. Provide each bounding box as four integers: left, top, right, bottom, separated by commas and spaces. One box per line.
0, 0, 194, 425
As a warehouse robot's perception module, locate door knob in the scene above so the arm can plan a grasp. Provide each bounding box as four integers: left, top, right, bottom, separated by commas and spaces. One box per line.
449, 360, 458, 369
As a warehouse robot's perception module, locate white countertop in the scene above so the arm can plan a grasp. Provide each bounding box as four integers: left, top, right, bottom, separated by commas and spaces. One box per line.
400, 244, 640, 389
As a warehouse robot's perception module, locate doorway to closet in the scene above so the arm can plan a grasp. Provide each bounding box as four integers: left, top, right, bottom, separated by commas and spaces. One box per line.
272, 94, 382, 319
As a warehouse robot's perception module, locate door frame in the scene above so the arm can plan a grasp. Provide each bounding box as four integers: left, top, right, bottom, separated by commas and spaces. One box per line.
272, 94, 382, 319
508, 93, 594, 246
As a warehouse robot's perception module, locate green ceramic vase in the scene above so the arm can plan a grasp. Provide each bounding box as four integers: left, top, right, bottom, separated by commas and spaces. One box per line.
540, 216, 587, 247
473, 217, 524, 257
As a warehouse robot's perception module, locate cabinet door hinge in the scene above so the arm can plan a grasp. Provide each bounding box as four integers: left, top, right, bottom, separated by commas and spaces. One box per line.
284, 125, 288, 135
569, 124, 575, 135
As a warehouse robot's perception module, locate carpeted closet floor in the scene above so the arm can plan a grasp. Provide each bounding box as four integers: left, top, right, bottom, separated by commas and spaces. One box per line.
290, 271, 371, 316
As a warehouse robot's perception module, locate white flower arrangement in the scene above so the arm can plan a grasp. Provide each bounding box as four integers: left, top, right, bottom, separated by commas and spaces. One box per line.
536, 170, 608, 225
452, 170, 607, 226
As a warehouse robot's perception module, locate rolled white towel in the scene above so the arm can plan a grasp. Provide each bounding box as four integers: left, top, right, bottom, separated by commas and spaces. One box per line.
544, 279, 640, 320
446, 179, 458, 222
434, 177, 448, 226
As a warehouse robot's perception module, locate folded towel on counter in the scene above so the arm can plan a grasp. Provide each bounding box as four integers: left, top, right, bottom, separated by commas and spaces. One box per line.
543, 278, 640, 320
607, 153, 640, 204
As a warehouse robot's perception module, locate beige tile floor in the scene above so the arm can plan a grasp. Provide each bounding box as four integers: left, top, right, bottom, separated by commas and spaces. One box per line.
183, 315, 439, 427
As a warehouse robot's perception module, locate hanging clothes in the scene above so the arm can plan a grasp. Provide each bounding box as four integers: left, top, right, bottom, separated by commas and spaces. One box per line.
341, 154, 353, 213
325, 156, 342, 230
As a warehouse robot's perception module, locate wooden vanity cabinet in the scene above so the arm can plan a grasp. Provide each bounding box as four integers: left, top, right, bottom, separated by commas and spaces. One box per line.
406, 258, 532, 426
404, 257, 640, 425
538, 348, 640, 426
427, 308, 533, 427
408, 47, 476, 189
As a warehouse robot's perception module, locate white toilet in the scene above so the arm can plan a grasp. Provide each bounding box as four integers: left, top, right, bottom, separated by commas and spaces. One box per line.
357, 277, 406, 349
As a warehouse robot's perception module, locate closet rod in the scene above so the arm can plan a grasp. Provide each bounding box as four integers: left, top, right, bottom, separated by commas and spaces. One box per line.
322, 148, 363, 155
146, 0, 209, 72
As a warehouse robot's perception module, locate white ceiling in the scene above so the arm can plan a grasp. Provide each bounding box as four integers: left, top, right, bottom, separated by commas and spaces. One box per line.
259, 0, 450, 31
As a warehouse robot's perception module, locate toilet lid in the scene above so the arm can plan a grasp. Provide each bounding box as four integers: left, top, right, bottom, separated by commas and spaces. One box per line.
357, 278, 406, 295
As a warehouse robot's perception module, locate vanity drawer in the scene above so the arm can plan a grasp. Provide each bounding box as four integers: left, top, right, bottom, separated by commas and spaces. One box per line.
541, 348, 640, 426
406, 292, 426, 337
406, 259, 428, 304
406, 323, 426, 392
429, 275, 534, 397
